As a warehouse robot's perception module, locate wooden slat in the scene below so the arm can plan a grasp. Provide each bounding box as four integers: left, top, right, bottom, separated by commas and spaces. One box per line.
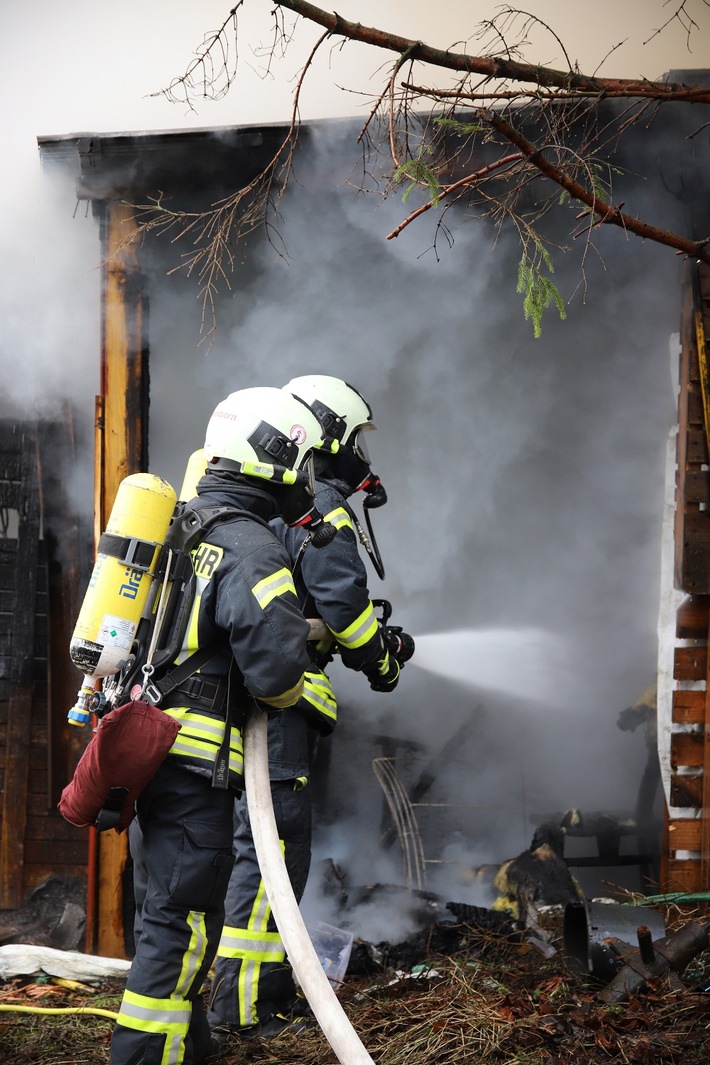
686, 387, 705, 425
671, 732, 704, 767
23, 839, 88, 866
24, 815, 87, 841
671, 773, 703, 807
702, 680, 710, 884
674, 645, 707, 680
94, 200, 149, 960
683, 470, 710, 504
666, 819, 702, 851
665, 859, 703, 892
676, 596, 710, 639
0, 432, 40, 908
673, 689, 706, 724
686, 427, 710, 464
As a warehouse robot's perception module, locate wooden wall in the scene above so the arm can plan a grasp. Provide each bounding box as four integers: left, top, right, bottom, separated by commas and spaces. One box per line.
661, 261, 710, 892
0, 418, 91, 911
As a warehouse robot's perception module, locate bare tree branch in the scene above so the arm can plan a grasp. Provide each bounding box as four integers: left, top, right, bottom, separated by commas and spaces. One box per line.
131, 0, 710, 338
270, 0, 710, 102
485, 109, 710, 260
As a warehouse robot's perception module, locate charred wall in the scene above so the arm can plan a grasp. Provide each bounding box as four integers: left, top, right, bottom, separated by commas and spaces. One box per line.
0, 418, 92, 915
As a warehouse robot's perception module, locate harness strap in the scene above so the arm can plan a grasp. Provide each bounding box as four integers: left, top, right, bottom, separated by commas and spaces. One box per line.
97, 532, 158, 572
142, 645, 219, 705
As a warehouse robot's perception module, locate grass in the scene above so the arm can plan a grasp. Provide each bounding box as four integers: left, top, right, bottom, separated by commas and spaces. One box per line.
1, 911, 710, 1065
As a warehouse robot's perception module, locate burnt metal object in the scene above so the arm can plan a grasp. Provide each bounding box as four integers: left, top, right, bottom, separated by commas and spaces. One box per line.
564, 900, 667, 983
597, 918, 710, 1003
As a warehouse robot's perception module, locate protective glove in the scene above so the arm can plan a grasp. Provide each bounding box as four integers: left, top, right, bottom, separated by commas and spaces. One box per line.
383, 625, 415, 665
364, 652, 401, 693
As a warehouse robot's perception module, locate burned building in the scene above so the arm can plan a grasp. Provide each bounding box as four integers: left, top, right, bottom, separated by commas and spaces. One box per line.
1, 82, 709, 956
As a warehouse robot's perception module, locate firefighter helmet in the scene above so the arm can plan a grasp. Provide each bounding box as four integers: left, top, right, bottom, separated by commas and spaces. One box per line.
203, 386, 323, 489
284, 374, 375, 459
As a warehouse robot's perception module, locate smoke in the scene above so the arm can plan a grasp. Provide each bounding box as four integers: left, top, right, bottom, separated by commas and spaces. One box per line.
0, 155, 99, 520
0, 110, 680, 925
0, 0, 707, 954
135, 116, 683, 918
0, 167, 98, 415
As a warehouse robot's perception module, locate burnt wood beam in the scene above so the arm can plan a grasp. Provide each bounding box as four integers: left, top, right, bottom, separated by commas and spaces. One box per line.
91, 201, 149, 960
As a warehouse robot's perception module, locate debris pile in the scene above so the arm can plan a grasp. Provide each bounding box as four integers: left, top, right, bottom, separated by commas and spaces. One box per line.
0, 876, 86, 951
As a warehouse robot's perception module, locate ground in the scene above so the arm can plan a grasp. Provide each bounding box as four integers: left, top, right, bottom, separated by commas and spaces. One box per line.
1, 904, 709, 1065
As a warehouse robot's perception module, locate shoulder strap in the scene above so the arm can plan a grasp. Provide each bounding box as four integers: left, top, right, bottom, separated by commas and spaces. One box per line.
166, 502, 268, 554
142, 645, 219, 705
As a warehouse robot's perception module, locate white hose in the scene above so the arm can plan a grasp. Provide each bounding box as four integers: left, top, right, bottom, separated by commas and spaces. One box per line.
244, 706, 376, 1065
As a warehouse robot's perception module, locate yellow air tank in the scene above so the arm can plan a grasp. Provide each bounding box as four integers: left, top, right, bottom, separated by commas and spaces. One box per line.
68, 473, 177, 725
179, 448, 207, 502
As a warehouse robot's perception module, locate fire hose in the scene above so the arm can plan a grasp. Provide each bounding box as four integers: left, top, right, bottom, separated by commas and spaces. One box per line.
244, 704, 376, 1065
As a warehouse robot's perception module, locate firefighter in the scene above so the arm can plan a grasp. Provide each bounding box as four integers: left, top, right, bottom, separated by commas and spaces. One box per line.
110, 387, 327, 1065
208, 374, 414, 1041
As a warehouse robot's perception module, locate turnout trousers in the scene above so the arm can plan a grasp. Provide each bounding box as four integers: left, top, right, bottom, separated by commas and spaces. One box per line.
110, 758, 236, 1065
207, 708, 312, 1031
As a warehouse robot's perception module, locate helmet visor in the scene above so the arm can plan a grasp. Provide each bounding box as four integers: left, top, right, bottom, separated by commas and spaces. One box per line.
301, 451, 316, 497
351, 427, 373, 464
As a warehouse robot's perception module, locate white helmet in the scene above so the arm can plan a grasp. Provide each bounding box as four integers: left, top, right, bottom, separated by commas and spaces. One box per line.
284, 376, 387, 580
204, 386, 323, 488
284, 374, 375, 460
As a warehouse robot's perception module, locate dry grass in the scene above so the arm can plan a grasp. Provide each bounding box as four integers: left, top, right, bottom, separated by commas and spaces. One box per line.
1, 918, 710, 1065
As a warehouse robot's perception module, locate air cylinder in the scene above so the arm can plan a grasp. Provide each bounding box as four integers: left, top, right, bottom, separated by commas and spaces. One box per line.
68, 473, 177, 725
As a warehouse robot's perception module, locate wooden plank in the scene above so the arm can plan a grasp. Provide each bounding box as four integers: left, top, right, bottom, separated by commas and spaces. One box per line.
665, 858, 703, 892
686, 427, 709, 464
674, 645, 707, 680
671, 773, 703, 807
24, 815, 88, 841
682, 470, 710, 504
702, 659, 710, 884
23, 839, 88, 866
673, 689, 706, 724
38, 413, 93, 808
676, 596, 710, 639
0, 431, 40, 908
671, 731, 704, 767
674, 285, 693, 591
666, 819, 702, 851
94, 201, 149, 960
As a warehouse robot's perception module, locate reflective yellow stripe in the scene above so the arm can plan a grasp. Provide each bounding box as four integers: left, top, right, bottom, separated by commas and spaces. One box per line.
252, 567, 296, 609
323, 505, 353, 532
231, 838, 286, 1026
117, 989, 191, 1035
332, 603, 378, 650
164, 710, 243, 774
303, 672, 337, 723
258, 675, 305, 709
378, 653, 399, 679
216, 926, 285, 962
176, 911, 208, 997
240, 460, 298, 485
182, 590, 202, 660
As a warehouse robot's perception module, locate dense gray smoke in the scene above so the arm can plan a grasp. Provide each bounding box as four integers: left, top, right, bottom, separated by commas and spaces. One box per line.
4, 109, 683, 938
142, 119, 680, 924
0, 163, 99, 516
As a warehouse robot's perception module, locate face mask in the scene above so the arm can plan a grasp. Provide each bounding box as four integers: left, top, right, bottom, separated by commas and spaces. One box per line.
332, 447, 371, 492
